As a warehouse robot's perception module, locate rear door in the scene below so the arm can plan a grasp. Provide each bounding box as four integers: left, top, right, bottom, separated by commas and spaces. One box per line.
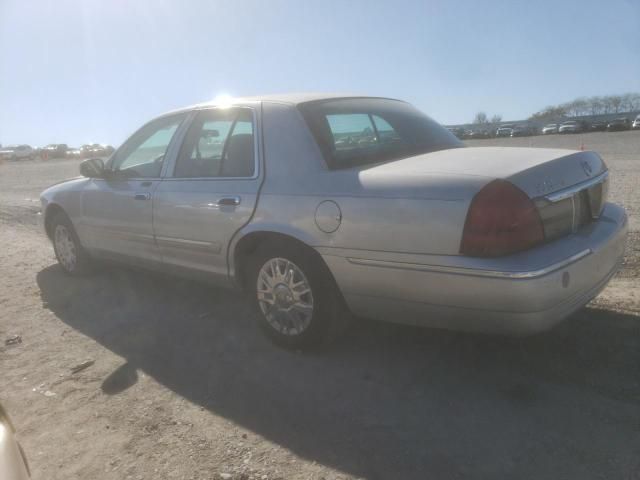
153, 106, 261, 280
80, 113, 188, 264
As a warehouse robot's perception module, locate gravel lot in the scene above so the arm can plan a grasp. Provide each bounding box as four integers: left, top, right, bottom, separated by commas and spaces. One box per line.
1, 131, 639, 479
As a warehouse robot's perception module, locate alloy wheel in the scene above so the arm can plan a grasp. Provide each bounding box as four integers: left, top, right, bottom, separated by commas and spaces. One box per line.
54, 224, 77, 272
256, 257, 314, 336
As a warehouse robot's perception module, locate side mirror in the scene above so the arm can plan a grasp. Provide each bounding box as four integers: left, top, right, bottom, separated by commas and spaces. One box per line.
80, 158, 105, 178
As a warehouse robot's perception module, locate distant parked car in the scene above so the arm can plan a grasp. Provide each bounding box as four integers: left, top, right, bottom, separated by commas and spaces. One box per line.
511, 125, 534, 137
66, 148, 82, 158
606, 118, 630, 132
558, 120, 583, 134
589, 121, 607, 132
468, 129, 490, 139
42, 144, 69, 158
86, 144, 115, 157
495, 125, 514, 137
0, 145, 35, 161
89, 144, 106, 155
79, 145, 90, 157
632, 115, 640, 130
542, 123, 558, 134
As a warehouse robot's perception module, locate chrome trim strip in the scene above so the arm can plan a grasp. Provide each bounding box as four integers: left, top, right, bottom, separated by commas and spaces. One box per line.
155, 235, 222, 253
544, 171, 608, 203
346, 249, 592, 279
570, 194, 576, 233
107, 230, 155, 241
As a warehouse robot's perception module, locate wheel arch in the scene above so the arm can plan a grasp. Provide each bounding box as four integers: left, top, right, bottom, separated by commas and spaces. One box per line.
230, 227, 333, 293
43, 203, 68, 240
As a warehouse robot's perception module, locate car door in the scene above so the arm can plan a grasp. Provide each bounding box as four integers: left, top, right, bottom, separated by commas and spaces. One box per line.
80, 112, 188, 264
153, 106, 261, 280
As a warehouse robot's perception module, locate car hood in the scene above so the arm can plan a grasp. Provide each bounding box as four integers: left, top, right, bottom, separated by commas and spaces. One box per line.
358, 147, 605, 199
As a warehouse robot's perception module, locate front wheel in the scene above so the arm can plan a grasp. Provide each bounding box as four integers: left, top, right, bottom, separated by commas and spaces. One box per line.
247, 243, 348, 349
51, 212, 92, 275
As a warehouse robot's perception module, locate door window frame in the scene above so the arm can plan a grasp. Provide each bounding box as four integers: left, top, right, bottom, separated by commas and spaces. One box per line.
164, 105, 261, 182
103, 111, 192, 181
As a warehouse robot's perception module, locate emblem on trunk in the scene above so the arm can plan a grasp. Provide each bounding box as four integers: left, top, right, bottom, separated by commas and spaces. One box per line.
581, 159, 593, 177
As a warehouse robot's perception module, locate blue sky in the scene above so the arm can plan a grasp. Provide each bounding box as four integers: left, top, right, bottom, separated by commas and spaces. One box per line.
0, 0, 638, 146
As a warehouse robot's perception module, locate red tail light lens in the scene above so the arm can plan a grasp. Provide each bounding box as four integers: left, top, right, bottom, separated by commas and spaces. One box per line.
460, 180, 544, 257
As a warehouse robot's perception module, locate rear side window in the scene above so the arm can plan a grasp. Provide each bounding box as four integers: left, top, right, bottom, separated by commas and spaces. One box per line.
174, 107, 255, 178
298, 98, 463, 169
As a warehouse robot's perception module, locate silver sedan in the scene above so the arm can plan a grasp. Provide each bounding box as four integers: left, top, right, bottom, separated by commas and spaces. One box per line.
40, 94, 627, 348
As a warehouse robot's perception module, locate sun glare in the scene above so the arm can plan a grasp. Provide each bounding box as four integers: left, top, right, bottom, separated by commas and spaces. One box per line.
213, 93, 234, 107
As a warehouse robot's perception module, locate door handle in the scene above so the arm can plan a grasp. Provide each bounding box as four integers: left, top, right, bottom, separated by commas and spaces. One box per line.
134, 192, 151, 200
217, 196, 241, 207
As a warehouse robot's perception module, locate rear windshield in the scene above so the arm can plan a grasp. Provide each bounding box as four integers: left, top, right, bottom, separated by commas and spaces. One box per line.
298, 98, 463, 169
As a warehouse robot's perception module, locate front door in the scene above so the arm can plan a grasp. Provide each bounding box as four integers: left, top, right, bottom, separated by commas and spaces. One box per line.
153, 107, 261, 279
80, 113, 188, 264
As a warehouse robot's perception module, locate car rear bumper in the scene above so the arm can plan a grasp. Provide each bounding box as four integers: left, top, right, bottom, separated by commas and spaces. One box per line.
321, 203, 628, 335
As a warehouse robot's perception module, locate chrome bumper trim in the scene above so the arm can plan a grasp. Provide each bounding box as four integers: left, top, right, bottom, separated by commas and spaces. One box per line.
346, 249, 593, 279
543, 171, 608, 203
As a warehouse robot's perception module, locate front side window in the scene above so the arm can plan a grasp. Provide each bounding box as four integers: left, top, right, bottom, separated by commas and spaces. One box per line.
109, 113, 186, 178
174, 107, 255, 178
298, 98, 463, 169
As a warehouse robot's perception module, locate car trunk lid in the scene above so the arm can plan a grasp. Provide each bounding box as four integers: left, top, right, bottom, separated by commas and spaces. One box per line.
362, 146, 609, 244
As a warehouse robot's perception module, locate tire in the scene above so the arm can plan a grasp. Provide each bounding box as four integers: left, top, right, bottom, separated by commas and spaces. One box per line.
50, 211, 92, 275
246, 242, 349, 349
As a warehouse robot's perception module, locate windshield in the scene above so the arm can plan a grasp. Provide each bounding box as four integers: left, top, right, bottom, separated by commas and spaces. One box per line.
298, 98, 463, 169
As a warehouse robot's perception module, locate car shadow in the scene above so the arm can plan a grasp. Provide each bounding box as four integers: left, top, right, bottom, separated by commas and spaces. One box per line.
36, 264, 640, 479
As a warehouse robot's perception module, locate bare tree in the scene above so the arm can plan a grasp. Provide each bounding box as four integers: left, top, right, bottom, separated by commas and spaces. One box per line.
590, 96, 604, 115
611, 95, 623, 113
530, 93, 639, 119
621, 92, 640, 112
529, 105, 567, 122
490, 114, 502, 124
473, 112, 488, 124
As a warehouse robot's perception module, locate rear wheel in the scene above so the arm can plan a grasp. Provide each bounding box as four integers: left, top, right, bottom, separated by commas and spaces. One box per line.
247, 242, 348, 349
50, 212, 92, 275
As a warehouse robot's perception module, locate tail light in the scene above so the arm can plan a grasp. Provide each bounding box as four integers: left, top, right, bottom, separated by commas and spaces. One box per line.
460, 180, 544, 257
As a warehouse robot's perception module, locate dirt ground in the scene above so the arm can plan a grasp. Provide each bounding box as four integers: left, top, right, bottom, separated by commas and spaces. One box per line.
1, 131, 639, 480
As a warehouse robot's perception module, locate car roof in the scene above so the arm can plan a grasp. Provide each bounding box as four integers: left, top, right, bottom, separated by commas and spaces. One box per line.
203, 92, 402, 106
160, 93, 406, 118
